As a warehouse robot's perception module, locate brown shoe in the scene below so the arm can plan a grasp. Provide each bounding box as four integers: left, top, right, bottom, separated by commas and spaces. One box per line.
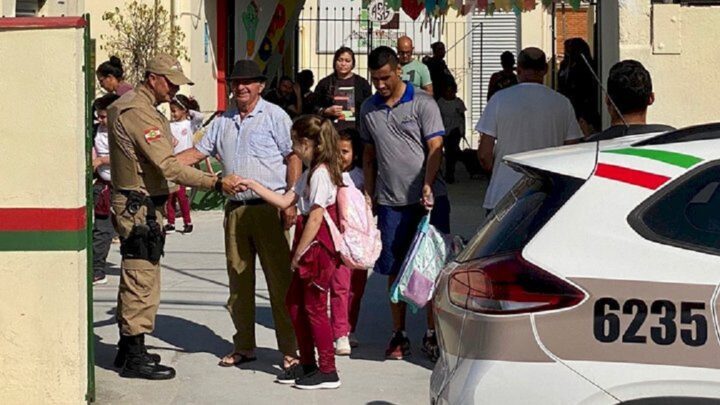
218, 352, 257, 367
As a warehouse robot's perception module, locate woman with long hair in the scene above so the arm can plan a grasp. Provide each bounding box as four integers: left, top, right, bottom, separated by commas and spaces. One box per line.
558, 38, 600, 135
313, 47, 372, 134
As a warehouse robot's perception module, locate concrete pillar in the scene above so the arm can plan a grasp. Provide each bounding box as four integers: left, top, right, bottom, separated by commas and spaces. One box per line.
0, 17, 89, 403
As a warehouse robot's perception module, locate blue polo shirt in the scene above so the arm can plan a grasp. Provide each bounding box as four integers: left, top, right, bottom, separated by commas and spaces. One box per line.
359, 83, 447, 206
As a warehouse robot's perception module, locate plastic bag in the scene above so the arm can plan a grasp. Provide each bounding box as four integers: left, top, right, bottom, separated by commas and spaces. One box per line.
390, 215, 463, 311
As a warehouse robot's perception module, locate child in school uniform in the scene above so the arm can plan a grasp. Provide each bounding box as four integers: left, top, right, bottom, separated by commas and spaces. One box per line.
240, 115, 344, 390
331, 128, 366, 354
91, 93, 120, 285
165, 94, 198, 234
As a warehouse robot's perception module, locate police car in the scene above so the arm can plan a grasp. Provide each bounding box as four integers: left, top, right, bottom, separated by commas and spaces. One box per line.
430, 124, 720, 404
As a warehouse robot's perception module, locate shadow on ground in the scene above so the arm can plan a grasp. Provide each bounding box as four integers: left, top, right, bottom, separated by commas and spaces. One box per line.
95, 304, 285, 376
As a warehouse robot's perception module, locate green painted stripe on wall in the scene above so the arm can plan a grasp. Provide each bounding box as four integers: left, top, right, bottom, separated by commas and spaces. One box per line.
0, 231, 86, 252
604, 148, 703, 168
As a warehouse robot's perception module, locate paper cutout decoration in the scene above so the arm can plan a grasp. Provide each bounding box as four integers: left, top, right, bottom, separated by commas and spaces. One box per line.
243, 1, 259, 57
388, 0, 581, 17
402, 0, 425, 20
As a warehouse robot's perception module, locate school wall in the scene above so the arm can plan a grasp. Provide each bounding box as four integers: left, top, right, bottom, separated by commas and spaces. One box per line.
618, 1, 720, 128
84, 0, 219, 112
519, 6, 553, 52
555, 7, 590, 61
0, 22, 88, 403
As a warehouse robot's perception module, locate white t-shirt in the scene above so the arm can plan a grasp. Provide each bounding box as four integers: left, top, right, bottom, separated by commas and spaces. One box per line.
170, 120, 194, 154
293, 165, 338, 215
342, 166, 364, 191
437, 97, 466, 136
476, 82, 583, 209
94, 127, 111, 181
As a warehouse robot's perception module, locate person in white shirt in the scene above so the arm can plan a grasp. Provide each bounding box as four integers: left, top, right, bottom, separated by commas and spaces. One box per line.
477, 47, 583, 212
239, 115, 344, 389
91, 93, 120, 285
165, 94, 198, 233
332, 128, 366, 355
437, 79, 466, 183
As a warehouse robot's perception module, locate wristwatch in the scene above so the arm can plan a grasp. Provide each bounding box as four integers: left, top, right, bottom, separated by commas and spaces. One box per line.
214, 175, 223, 192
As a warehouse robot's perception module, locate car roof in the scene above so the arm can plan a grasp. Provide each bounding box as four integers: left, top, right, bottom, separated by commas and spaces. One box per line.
505, 130, 720, 180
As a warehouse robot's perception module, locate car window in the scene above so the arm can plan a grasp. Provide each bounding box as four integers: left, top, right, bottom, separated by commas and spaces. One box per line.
456, 170, 584, 263
630, 162, 720, 256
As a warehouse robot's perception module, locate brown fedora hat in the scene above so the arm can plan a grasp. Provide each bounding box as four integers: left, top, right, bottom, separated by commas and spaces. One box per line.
228, 60, 267, 81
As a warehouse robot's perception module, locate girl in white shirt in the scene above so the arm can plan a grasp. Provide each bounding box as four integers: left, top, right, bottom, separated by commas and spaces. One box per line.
241, 115, 345, 390
165, 95, 197, 233
330, 129, 366, 355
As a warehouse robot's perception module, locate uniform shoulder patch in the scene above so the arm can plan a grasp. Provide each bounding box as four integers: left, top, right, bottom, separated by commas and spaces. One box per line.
144, 127, 163, 143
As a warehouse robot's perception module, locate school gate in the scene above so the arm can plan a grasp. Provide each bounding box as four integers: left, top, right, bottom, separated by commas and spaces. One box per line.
295, 3, 519, 146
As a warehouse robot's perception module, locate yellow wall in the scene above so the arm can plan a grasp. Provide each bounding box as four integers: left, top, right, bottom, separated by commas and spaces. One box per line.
520, 6, 553, 51
619, 1, 720, 128
84, 0, 220, 112
0, 26, 88, 403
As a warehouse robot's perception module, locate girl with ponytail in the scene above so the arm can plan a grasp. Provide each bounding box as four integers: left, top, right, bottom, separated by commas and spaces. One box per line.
239, 115, 344, 390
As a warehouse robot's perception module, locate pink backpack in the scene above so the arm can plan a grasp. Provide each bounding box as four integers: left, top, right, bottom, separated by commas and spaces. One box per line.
324, 183, 382, 270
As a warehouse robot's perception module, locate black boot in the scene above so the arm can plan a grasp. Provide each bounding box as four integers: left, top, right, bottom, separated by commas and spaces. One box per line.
139, 334, 162, 364
114, 334, 161, 368
119, 334, 176, 380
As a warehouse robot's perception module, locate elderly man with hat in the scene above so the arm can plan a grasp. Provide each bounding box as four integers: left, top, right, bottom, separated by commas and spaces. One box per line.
178, 60, 301, 370
107, 53, 239, 380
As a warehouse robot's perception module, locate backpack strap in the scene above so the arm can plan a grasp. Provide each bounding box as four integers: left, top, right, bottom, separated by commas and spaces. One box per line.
323, 211, 343, 252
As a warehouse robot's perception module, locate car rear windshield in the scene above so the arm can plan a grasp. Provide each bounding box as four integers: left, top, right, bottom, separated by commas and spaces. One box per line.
456, 169, 584, 263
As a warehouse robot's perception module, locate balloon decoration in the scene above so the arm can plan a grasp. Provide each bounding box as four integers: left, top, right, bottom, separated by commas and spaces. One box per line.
383, 0, 582, 17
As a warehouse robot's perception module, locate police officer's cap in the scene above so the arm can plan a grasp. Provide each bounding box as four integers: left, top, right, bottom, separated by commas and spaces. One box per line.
146, 53, 194, 86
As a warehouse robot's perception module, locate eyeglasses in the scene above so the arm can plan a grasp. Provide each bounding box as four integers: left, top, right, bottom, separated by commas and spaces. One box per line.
397, 51, 413, 56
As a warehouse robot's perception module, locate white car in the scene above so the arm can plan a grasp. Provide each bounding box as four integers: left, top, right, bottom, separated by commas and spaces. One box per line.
430, 125, 720, 404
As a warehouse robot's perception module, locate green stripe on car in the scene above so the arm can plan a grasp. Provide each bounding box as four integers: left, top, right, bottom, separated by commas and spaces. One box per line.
604, 148, 703, 169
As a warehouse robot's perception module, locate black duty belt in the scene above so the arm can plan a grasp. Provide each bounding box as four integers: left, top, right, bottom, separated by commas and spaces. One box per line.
228, 198, 267, 208
117, 190, 169, 208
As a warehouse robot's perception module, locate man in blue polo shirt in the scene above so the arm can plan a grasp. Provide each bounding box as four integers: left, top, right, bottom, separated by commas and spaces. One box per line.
360, 46, 450, 362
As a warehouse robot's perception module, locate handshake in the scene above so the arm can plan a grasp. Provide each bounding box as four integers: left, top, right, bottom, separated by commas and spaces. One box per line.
218, 174, 253, 194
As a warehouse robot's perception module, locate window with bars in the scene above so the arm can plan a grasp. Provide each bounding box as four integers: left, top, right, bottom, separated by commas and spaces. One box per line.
652, 0, 720, 4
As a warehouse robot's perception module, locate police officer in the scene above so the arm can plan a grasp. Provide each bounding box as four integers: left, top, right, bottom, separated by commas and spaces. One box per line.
107, 53, 236, 380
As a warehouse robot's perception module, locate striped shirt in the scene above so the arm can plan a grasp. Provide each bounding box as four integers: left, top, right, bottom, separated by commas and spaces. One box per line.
196, 98, 293, 201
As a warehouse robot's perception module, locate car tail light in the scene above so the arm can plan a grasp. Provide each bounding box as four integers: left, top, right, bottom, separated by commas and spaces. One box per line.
448, 252, 585, 315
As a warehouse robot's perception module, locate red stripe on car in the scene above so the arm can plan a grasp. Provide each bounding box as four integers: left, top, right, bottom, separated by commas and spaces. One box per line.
595, 163, 670, 190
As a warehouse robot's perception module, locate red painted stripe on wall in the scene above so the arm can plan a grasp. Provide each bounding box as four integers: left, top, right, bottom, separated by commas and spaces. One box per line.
595, 163, 671, 190
0, 207, 86, 231
0, 17, 86, 29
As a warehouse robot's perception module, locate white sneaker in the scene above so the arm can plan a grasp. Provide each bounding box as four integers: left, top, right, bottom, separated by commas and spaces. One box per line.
348, 333, 359, 348
335, 336, 351, 356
